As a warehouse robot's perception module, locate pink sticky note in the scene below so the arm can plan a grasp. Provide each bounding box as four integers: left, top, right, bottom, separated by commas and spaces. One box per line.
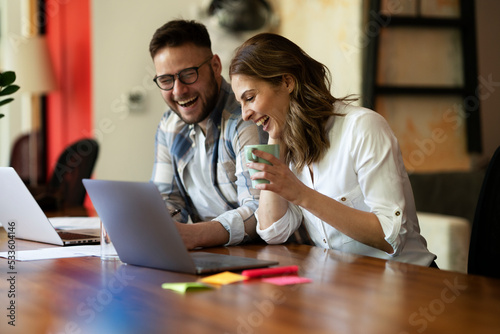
261, 275, 312, 286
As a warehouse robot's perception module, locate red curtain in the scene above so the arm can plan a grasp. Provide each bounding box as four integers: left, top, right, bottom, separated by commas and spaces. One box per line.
45, 0, 93, 178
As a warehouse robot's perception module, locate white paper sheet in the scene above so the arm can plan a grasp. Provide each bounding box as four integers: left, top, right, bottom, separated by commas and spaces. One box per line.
0, 245, 101, 261
0, 216, 101, 229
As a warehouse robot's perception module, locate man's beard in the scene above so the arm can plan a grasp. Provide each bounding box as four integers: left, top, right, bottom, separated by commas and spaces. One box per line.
172, 74, 219, 125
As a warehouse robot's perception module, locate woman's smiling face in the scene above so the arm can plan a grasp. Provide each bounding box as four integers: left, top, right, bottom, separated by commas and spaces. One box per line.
231, 74, 293, 139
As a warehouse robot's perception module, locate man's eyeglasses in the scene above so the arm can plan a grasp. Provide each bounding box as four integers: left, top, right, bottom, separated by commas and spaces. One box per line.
153, 56, 213, 91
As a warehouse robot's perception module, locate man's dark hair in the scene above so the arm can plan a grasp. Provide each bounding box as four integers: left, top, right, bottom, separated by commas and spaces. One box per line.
149, 20, 212, 58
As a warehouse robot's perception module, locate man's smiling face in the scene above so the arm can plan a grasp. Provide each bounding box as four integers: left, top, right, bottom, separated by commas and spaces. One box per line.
153, 43, 222, 127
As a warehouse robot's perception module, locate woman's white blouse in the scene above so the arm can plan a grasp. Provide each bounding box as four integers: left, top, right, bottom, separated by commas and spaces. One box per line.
256, 103, 436, 266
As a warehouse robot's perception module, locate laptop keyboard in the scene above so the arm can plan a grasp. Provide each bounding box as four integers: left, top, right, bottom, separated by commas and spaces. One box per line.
58, 231, 97, 240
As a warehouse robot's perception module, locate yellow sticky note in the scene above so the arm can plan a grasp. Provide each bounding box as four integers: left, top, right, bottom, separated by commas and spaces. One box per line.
200, 271, 246, 285
161, 282, 213, 294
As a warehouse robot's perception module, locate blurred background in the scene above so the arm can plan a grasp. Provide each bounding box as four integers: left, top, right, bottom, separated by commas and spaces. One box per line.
1, 0, 498, 182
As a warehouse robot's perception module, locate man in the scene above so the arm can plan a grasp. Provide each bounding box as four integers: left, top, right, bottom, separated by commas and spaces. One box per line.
149, 20, 264, 249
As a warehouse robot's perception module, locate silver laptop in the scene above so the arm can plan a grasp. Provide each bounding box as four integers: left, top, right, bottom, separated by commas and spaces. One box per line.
82, 178, 278, 274
0, 167, 100, 246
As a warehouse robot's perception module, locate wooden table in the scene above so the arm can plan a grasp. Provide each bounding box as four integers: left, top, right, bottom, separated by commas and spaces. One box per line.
0, 230, 499, 334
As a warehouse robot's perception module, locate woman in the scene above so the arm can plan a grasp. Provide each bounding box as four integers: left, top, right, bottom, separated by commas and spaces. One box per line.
229, 33, 436, 266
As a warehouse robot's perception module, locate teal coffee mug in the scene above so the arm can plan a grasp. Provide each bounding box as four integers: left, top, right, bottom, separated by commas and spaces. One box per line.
244, 144, 280, 187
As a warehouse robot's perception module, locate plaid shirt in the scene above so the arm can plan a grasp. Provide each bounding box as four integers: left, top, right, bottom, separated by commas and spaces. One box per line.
151, 79, 264, 245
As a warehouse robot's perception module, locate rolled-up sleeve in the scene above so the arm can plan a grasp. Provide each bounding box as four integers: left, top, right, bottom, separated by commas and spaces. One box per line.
256, 203, 303, 244
216, 209, 250, 245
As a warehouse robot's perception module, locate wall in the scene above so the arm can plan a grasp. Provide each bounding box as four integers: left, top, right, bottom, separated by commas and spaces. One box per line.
276, 0, 362, 99
91, 0, 180, 181
0, 0, 26, 167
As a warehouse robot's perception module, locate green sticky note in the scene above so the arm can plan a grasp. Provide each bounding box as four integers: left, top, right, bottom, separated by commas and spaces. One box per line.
161, 282, 213, 294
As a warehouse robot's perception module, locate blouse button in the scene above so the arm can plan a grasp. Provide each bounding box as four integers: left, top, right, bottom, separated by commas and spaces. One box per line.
395, 211, 401, 216
323, 239, 327, 243
341, 197, 346, 202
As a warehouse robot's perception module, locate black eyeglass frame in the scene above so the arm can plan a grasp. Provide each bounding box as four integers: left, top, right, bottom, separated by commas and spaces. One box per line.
153, 56, 213, 91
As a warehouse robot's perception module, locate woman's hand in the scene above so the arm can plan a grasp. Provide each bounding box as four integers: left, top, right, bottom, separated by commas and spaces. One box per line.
247, 149, 309, 206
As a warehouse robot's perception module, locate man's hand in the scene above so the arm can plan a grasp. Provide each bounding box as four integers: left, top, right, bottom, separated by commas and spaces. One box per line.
174, 221, 230, 250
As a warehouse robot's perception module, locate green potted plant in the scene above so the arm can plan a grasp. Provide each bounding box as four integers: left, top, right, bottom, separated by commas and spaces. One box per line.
0, 71, 20, 119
